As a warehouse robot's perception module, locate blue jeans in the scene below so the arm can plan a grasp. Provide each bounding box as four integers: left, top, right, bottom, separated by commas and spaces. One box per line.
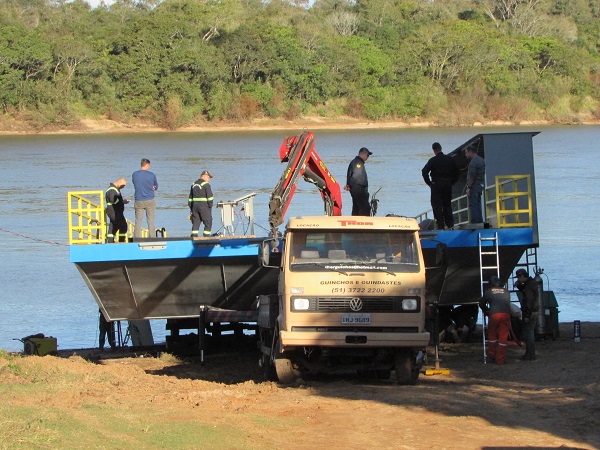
469, 184, 483, 223
134, 199, 156, 238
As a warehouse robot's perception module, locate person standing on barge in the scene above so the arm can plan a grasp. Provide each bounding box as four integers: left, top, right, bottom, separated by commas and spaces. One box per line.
105, 177, 129, 243
422, 142, 458, 230
132, 158, 158, 238
344, 147, 372, 216
465, 146, 485, 224
189, 170, 214, 238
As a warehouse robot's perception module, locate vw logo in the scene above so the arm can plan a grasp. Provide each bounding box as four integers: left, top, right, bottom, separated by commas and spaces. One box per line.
349, 297, 363, 312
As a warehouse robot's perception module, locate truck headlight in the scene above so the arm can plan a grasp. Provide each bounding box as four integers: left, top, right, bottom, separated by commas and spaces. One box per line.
402, 299, 418, 311
293, 298, 310, 310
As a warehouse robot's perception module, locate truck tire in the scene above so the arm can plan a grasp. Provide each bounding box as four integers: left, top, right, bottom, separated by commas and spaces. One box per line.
395, 350, 419, 385
274, 357, 300, 385
261, 353, 277, 382
377, 369, 392, 380
23, 340, 37, 355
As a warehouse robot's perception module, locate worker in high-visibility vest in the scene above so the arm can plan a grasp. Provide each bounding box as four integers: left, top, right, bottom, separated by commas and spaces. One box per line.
105, 177, 129, 243
188, 170, 214, 238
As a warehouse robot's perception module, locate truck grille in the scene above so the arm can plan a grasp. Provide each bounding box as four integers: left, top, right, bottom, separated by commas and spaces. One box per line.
298, 296, 420, 313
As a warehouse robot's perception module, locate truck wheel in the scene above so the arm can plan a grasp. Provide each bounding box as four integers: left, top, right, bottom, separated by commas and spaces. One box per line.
261, 353, 277, 382
274, 357, 300, 385
395, 350, 419, 385
23, 340, 37, 355
377, 370, 392, 380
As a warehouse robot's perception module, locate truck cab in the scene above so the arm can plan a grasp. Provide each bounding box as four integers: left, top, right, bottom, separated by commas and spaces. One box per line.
258, 215, 429, 384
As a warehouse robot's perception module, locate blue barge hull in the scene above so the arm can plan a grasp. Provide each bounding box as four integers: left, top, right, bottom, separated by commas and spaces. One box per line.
71, 237, 280, 321
71, 227, 534, 321
421, 227, 535, 305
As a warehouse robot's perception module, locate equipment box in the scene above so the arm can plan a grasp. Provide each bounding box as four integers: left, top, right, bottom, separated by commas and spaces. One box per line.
543, 291, 560, 339
23, 336, 57, 356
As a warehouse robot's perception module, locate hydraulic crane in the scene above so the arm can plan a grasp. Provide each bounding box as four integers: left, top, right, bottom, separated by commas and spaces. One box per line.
268, 131, 342, 237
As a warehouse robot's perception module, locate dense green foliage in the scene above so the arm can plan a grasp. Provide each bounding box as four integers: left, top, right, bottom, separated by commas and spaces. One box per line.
0, 0, 598, 128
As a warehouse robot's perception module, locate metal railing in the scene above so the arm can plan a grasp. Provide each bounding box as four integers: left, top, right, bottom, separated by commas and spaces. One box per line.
68, 191, 106, 244
414, 174, 533, 229
487, 175, 533, 228
216, 193, 257, 236
68, 191, 152, 244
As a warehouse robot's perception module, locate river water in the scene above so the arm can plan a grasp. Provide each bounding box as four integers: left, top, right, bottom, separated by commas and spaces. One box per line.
0, 125, 598, 351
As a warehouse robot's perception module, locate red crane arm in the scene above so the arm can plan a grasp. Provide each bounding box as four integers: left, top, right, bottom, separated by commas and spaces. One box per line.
268, 131, 342, 235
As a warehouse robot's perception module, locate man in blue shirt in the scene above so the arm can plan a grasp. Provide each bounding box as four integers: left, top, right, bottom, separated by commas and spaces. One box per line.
132, 158, 158, 238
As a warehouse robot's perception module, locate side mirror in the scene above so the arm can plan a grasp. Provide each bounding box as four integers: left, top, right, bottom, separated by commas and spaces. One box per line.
258, 238, 280, 268
435, 242, 448, 267
259, 241, 271, 267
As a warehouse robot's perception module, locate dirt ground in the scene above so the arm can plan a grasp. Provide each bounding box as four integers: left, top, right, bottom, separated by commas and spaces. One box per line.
2, 322, 599, 449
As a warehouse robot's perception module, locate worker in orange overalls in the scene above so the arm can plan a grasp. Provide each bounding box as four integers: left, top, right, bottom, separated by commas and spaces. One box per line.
479, 276, 512, 364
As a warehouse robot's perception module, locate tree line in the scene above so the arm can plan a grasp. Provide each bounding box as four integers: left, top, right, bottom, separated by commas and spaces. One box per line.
0, 0, 598, 130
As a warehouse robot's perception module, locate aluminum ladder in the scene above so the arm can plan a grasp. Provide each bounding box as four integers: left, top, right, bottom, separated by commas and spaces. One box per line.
479, 232, 500, 364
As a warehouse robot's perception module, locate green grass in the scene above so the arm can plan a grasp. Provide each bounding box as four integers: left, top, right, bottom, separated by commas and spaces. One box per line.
0, 402, 252, 449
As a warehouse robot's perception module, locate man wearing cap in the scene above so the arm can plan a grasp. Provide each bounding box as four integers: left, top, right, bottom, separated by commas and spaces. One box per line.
189, 170, 214, 238
345, 147, 372, 216
514, 268, 539, 360
422, 142, 459, 230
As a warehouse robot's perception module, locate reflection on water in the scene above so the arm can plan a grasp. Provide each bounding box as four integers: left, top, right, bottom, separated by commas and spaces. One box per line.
1, 125, 599, 350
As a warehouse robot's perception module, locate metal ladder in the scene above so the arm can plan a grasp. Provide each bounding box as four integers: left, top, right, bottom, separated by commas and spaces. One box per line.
479, 232, 500, 364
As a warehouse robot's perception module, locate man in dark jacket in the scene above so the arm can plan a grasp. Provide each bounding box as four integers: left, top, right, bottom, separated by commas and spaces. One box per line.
515, 268, 539, 360
345, 147, 372, 216
189, 170, 214, 238
479, 276, 512, 364
422, 142, 459, 230
105, 177, 129, 243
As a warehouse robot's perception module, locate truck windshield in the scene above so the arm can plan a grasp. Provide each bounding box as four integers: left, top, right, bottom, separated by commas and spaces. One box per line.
289, 230, 420, 273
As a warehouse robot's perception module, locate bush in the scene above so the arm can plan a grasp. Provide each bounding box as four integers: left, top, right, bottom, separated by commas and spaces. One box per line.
545, 96, 578, 122
343, 96, 365, 118
231, 94, 261, 121
282, 102, 302, 120
484, 95, 540, 123
161, 95, 183, 130
440, 93, 484, 126
207, 82, 235, 121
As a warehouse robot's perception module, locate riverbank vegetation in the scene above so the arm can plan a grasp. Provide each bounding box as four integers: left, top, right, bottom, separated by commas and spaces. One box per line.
1, 0, 598, 132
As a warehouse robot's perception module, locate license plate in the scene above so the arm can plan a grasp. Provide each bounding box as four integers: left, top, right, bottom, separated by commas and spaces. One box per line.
341, 314, 371, 324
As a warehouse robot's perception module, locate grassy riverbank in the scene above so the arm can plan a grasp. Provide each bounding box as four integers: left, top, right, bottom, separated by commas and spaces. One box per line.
0, 114, 599, 136
1, 322, 599, 449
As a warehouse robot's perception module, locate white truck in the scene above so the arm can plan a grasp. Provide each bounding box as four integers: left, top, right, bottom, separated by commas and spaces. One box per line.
258, 215, 430, 384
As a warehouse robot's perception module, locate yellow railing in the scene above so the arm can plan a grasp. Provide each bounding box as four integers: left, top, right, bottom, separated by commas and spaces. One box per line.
68, 191, 106, 244
414, 174, 533, 229
487, 175, 532, 228
68, 191, 153, 244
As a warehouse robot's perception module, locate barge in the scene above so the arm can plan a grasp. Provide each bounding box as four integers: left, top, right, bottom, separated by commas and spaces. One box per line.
69, 131, 545, 346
